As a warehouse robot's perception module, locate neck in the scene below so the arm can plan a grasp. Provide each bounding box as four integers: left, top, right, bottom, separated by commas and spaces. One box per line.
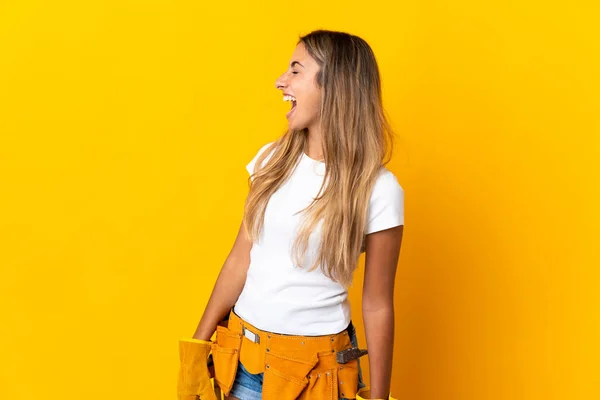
305, 127, 324, 161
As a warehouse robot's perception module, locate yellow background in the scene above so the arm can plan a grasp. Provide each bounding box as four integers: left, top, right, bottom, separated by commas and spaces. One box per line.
1, 1, 598, 399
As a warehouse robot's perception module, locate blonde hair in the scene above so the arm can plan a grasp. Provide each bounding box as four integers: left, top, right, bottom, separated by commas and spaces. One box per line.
243, 30, 396, 287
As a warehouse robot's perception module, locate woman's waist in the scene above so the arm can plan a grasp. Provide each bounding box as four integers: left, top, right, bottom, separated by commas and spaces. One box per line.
241, 272, 348, 303
233, 295, 351, 336
212, 307, 359, 379
227, 307, 353, 357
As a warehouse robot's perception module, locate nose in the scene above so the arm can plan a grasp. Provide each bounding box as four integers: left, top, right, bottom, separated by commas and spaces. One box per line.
274, 72, 288, 90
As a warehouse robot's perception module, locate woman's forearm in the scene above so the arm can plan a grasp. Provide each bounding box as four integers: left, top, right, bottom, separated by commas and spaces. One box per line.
192, 255, 249, 341
363, 306, 394, 399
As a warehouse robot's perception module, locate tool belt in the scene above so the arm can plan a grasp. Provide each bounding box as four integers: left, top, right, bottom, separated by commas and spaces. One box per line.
211, 309, 366, 399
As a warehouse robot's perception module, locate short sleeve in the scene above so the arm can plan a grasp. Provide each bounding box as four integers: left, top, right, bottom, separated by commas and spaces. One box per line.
365, 170, 404, 234
246, 141, 275, 179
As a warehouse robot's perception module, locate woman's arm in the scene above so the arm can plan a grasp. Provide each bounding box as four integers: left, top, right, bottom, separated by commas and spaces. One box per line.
362, 224, 403, 399
192, 219, 253, 341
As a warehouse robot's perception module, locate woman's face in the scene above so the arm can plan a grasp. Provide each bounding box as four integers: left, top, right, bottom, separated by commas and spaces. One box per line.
274, 41, 322, 132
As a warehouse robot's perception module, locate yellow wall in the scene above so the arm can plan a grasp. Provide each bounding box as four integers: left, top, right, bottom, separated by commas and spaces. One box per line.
1, 1, 598, 399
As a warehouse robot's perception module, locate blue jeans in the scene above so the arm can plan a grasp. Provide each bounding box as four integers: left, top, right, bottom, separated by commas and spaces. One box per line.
228, 322, 366, 400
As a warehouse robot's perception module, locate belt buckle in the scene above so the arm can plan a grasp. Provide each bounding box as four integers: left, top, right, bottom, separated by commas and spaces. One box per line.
243, 326, 260, 344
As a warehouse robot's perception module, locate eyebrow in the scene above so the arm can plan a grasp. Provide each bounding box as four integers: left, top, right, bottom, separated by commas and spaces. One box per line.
290, 61, 304, 68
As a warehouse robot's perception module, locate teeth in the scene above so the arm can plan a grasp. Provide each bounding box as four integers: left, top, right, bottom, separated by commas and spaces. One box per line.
283, 95, 297, 102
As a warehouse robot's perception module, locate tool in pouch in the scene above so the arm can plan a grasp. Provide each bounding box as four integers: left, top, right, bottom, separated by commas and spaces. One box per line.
336, 346, 369, 364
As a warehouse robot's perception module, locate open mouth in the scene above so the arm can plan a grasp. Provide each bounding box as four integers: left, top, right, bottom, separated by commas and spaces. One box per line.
286, 100, 297, 118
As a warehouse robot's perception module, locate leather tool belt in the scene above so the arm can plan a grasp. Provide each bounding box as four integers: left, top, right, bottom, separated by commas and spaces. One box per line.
211, 309, 366, 399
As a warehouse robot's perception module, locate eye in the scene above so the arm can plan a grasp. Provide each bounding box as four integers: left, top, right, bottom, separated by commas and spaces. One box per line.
292, 71, 299, 75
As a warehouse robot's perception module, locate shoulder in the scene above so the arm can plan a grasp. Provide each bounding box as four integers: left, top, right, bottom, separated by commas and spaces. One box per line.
365, 167, 404, 235
246, 141, 276, 176
371, 167, 404, 197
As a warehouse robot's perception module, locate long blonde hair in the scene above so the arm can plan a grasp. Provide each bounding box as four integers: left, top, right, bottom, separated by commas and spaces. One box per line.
243, 30, 396, 287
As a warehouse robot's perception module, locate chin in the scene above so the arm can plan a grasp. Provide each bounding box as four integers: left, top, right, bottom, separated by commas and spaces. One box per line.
288, 119, 303, 131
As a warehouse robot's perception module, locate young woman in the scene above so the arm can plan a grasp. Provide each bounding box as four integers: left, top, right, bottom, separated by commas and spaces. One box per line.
179, 29, 404, 400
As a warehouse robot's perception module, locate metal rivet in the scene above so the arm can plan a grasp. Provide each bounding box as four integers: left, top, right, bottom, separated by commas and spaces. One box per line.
340, 366, 344, 370
342, 393, 345, 396
331, 337, 335, 341
340, 381, 344, 384
268, 334, 271, 339
266, 348, 270, 352
301, 341, 305, 345
326, 371, 330, 376
266, 364, 270, 368
318, 373, 321, 377
331, 349, 335, 353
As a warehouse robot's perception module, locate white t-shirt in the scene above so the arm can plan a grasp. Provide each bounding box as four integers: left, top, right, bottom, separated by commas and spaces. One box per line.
234, 141, 404, 335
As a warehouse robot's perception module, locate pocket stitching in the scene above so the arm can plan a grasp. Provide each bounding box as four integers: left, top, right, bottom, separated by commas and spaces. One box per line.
337, 359, 359, 399
266, 364, 309, 386
212, 344, 239, 389
267, 349, 319, 366
212, 326, 242, 395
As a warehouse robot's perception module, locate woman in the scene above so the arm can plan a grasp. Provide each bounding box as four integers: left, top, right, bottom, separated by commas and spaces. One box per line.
178, 29, 404, 400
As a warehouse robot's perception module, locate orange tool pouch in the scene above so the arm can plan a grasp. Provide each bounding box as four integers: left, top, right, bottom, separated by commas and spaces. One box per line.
211, 309, 361, 399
